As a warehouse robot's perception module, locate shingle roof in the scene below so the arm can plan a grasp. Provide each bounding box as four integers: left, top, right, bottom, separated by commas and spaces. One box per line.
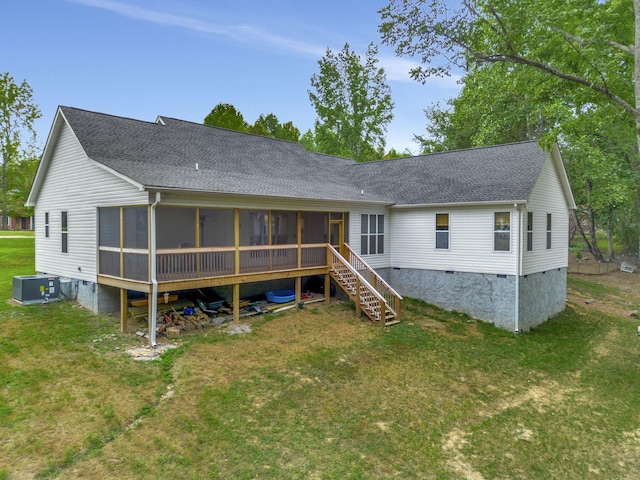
350, 141, 547, 205
58, 106, 549, 206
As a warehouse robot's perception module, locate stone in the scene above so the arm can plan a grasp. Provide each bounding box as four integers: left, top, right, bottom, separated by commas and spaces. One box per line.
166, 327, 181, 338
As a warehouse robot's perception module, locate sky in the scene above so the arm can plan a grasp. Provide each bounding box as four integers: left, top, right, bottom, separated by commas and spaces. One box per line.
3, 0, 462, 155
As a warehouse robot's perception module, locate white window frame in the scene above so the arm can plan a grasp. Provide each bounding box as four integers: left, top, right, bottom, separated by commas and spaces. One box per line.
526, 211, 533, 251
61, 211, 68, 254
546, 213, 552, 249
360, 214, 384, 255
494, 212, 511, 252
435, 213, 449, 250
44, 211, 50, 238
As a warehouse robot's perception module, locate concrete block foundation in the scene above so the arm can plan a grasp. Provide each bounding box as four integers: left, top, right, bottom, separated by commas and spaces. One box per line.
379, 267, 567, 332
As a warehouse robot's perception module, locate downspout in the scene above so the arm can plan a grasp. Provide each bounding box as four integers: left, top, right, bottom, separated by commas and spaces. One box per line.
149, 192, 161, 347
515, 205, 523, 333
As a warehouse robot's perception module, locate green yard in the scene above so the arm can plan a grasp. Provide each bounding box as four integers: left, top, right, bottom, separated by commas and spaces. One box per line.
1, 237, 640, 479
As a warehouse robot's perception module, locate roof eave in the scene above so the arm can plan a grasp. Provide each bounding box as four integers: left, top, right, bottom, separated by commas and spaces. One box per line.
143, 185, 394, 205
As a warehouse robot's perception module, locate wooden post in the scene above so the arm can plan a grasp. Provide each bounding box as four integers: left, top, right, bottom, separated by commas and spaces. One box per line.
297, 211, 302, 268
295, 276, 301, 304
325, 246, 332, 305
119, 207, 124, 277
355, 278, 361, 319
120, 288, 128, 333
195, 207, 201, 278
233, 283, 240, 323
324, 272, 331, 305
234, 209, 240, 275
380, 300, 386, 327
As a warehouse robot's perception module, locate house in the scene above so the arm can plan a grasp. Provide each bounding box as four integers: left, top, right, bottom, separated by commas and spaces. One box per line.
26, 106, 575, 344
1, 215, 33, 231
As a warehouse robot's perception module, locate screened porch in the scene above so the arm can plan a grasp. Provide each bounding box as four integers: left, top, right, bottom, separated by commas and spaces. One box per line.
97, 206, 348, 289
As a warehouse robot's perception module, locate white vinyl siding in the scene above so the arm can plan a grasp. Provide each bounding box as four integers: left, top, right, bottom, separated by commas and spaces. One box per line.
33, 121, 148, 281
390, 207, 518, 275
522, 156, 570, 274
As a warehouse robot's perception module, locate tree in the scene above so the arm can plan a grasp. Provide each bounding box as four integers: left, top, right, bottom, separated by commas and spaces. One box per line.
0, 73, 41, 228
203, 103, 249, 131
309, 42, 394, 162
380, 0, 640, 255
380, 0, 637, 147
250, 113, 301, 142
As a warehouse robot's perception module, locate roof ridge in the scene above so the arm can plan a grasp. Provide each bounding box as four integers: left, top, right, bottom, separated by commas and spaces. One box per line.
59, 105, 159, 127
356, 139, 542, 166
157, 115, 307, 147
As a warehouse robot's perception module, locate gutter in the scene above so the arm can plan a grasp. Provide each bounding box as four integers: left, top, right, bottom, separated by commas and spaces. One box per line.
149, 192, 161, 347
391, 200, 528, 209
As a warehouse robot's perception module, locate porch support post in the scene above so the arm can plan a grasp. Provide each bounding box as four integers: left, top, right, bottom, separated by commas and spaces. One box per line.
295, 276, 301, 304
297, 212, 302, 268
324, 273, 331, 305
234, 208, 240, 275
120, 288, 128, 333
233, 283, 240, 323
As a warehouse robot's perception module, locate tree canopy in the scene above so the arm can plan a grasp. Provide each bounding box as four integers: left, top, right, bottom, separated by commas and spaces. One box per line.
0, 72, 41, 225
383, 1, 640, 257
203, 103, 301, 142
379, 0, 638, 147
308, 42, 394, 162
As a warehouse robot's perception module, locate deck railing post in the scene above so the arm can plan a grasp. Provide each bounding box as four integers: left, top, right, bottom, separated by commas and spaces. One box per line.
355, 277, 361, 319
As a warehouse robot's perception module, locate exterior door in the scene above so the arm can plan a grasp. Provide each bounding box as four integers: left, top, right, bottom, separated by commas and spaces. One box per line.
329, 216, 344, 256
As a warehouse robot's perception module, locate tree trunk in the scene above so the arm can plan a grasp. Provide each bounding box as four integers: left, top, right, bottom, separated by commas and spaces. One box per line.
573, 208, 605, 262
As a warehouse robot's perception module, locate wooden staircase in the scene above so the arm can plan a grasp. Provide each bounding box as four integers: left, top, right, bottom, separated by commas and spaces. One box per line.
327, 244, 402, 326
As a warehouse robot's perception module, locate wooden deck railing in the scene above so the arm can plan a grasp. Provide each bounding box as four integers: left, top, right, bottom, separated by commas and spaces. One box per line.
99, 243, 328, 282
343, 244, 403, 319
327, 245, 399, 325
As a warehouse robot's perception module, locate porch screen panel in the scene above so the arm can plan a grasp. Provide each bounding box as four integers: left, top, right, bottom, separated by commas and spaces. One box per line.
271, 211, 297, 245
240, 210, 269, 246
200, 208, 234, 247
124, 252, 149, 281
98, 207, 120, 248
99, 250, 120, 277
123, 207, 148, 249
156, 207, 196, 249
301, 212, 327, 244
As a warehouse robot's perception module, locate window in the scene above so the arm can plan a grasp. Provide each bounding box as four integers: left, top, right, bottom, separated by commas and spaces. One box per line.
435, 213, 449, 249
526, 212, 533, 251
61, 211, 68, 253
494, 212, 510, 251
44, 212, 50, 238
546, 213, 552, 249
361, 214, 384, 255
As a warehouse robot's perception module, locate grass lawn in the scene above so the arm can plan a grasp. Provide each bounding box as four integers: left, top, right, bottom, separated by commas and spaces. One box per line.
0, 230, 34, 237
2, 238, 640, 479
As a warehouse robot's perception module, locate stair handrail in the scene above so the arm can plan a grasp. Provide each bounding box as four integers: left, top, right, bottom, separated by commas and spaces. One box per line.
343, 243, 403, 300
327, 244, 396, 321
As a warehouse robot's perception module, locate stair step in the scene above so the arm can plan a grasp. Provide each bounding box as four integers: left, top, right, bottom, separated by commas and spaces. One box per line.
384, 319, 400, 326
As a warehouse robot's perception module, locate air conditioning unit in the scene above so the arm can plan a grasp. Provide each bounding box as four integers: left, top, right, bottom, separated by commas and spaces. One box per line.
12, 275, 61, 305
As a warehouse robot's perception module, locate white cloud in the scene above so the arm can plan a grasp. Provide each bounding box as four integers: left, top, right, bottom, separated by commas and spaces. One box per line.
69, 0, 325, 57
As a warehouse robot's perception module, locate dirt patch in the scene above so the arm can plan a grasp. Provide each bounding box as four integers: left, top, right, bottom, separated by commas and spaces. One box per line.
568, 268, 640, 318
